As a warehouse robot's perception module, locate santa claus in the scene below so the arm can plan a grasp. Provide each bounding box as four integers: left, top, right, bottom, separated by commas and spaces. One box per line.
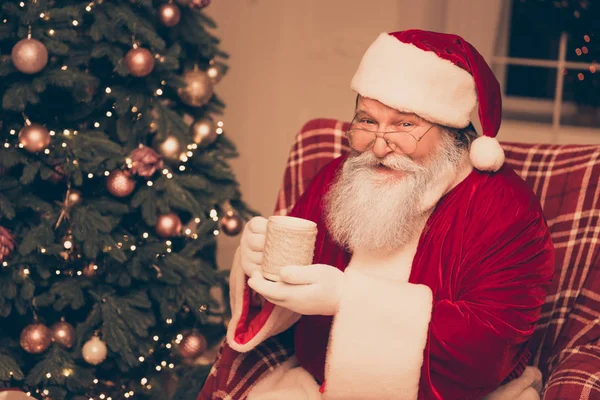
200, 29, 555, 400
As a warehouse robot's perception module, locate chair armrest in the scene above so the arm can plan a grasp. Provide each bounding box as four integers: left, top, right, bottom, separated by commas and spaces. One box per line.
197, 329, 294, 400
543, 344, 600, 399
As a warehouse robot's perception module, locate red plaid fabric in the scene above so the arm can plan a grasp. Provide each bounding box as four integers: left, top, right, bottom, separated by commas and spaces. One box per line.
199, 118, 600, 400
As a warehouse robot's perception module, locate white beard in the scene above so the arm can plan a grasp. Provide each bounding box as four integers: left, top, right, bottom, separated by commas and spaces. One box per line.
323, 134, 466, 256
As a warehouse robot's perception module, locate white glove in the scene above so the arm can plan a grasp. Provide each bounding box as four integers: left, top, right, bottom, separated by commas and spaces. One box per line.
247, 264, 345, 316
239, 216, 268, 277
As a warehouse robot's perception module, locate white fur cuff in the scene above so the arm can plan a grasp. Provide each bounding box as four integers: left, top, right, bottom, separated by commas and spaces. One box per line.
324, 269, 433, 400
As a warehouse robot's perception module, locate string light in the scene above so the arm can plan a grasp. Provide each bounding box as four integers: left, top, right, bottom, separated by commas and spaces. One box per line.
216, 128, 223, 134
44, 149, 50, 154
166, 173, 173, 179
156, 366, 162, 371
23, 268, 30, 275
214, 230, 220, 236
93, 379, 99, 384
48, 29, 55, 36
169, 363, 175, 369
104, 171, 110, 176
217, 121, 224, 127
61, 143, 67, 148
141, 378, 148, 385
147, 181, 153, 187
56, 270, 61, 275
179, 166, 186, 171
88, 173, 94, 178
165, 343, 172, 349
40, 248, 46, 253
77, 271, 82, 276
166, 318, 173, 324
4, 143, 9, 148
72, 20, 79, 26
130, 245, 136, 251
46, 372, 51, 378
9, 130, 15, 135
153, 335, 159, 341
106, 111, 112, 117
186, 151, 193, 157
161, 361, 167, 367
143, 232, 149, 238
156, 89, 163, 96
139, 356, 145, 362
43, 390, 49, 396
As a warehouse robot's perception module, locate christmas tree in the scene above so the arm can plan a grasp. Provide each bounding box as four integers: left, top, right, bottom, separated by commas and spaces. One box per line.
0, 0, 256, 399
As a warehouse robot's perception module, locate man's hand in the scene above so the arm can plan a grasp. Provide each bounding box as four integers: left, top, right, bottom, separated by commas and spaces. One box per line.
247, 264, 345, 316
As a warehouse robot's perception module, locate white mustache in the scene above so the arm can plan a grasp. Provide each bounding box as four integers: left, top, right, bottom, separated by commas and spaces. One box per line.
347, 151, 425, 174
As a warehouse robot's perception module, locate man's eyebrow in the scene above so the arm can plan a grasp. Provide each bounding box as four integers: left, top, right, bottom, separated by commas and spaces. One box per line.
354, 109, 372, 117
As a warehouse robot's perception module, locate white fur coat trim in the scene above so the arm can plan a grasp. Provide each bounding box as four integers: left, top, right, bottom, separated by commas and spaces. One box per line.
351, 32, 477, 128
324, 268, 433, 400
226, 247, 301, 353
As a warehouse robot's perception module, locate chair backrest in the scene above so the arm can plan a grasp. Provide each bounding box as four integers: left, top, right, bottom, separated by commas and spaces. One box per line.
274, 118, 600, 375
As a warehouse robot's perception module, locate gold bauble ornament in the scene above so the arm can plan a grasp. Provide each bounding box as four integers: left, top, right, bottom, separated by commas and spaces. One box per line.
124, 47, 155, 77
11, 38, 48, 74
206, 63, 225, 84
20, 323, 52, 354
158, 3, 181, 27
156, 135, 181, 160
51, 320, 75, 348
191, 118, 217, 147
156, 212, 183, 238
18, 123, 51, 153
220, 213, 244, 236
177, 69, 214, 107
178, 329, 208, 359
106, 170, 136, 197
67, 190, 82, 207
82, 336, 108, 365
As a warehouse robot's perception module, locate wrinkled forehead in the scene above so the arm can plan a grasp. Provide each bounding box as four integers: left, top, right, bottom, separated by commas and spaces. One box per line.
354, 97, 424, 122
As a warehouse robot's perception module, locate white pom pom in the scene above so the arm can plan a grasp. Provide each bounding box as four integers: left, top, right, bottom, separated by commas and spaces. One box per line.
469, 136, 505, 172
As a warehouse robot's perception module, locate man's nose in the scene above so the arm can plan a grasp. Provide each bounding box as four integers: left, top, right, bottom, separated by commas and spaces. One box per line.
372, 137, 394, 158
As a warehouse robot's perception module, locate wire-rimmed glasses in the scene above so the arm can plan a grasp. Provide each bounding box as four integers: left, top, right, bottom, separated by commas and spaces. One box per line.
345, 122, 434, 154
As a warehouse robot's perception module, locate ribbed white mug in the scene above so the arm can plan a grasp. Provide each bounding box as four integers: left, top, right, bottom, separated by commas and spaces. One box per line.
261, 216, 318, 282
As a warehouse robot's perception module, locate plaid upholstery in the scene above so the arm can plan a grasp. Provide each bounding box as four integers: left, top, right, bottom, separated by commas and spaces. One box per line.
199, 118, 600, 400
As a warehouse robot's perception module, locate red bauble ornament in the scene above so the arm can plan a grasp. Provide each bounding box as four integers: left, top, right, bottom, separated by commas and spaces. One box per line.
106, 170, 136, 197
220, 213, 244, 236
18, 123, 51, 153
124, 47, 155, 77
155, 212, 183, 238
11, 38, 48, 74
178, 329, 208, 359
51, 320, 75, 348
20, 323, 52, 354
158, 4, 181, 27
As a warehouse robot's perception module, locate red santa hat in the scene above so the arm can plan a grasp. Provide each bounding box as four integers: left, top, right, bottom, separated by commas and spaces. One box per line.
351, 29, 505, 172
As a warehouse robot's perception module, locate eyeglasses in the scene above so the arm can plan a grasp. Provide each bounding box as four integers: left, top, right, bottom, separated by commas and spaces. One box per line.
345, 122, 434, 154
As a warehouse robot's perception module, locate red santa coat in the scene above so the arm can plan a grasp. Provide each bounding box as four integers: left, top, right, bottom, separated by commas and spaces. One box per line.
227, 154, 554, 400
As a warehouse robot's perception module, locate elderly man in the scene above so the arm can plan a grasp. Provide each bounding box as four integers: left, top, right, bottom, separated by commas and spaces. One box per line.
201, 29, 555, 400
